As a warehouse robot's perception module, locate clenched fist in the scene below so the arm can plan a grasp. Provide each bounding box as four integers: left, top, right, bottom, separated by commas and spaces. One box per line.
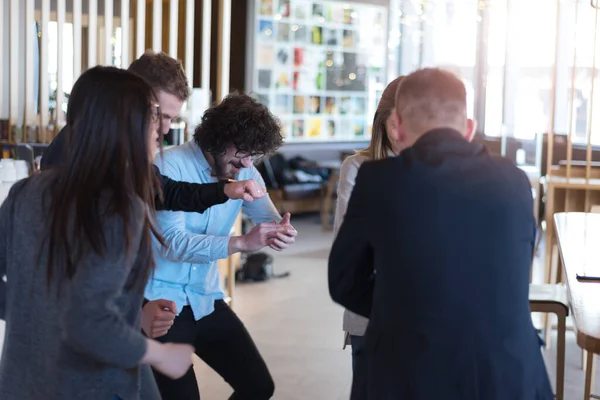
224, 179, 266, 202
141, 299, 177, 338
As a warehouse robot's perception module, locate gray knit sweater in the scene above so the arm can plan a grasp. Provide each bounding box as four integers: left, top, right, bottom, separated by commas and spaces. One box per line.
0, 173, 159, 400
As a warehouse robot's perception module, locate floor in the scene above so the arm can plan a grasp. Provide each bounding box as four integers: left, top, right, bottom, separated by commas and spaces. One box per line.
0, 215, 596, 399
194, 215, 352, 400
193, 215, 600, 400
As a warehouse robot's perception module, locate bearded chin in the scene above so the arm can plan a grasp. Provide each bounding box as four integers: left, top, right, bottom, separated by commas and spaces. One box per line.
213, 161, 227, 179
212, 158, 238, 179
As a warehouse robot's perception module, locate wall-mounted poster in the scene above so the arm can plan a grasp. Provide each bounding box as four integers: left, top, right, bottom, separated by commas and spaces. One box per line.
250, 0, 387, 143
258, 20, 274, 41
277, 0, 291, 17
292, 119, 305, 137
274, 94, 292, 114
260, 0, 273, 15
307, 118, 321, 137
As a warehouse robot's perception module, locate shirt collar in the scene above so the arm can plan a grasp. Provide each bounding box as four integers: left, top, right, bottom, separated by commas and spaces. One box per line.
190, 140, 213, 173
412, 128, 487, 158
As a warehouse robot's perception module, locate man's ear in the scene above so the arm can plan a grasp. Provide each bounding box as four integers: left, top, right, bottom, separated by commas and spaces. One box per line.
466, 118, 477, 142
395, 113, 407, 144
387, 112, 404, 144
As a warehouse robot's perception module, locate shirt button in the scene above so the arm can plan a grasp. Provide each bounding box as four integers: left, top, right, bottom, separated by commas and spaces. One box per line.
193, 267, 197, 271
179, 293, 186, 298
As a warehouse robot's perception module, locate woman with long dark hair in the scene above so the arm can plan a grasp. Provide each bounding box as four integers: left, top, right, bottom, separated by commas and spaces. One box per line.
0, 66, 193, 400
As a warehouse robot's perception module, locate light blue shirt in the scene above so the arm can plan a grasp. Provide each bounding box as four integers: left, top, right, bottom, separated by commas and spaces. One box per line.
145, 141, 281, 320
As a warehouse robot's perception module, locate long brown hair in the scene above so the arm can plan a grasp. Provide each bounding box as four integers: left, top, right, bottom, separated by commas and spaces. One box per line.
358, 76, 405, 161
46, 66, 163, 292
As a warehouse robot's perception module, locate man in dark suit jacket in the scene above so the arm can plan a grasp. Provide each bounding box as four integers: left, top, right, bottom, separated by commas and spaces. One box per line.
329, 68, 553, 400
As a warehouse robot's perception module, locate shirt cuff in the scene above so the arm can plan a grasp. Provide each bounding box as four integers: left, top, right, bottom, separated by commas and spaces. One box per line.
209, 236, 230, 260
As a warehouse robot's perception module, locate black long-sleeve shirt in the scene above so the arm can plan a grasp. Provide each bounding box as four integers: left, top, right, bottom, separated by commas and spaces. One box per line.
40, 127, 228, 212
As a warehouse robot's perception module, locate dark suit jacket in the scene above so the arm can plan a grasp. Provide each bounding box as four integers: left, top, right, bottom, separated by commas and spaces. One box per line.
329, 129, 552, 400
41, 127, 229, 212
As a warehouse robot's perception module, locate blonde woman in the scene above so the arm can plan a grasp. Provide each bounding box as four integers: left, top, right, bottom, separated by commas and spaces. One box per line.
333, 76, 405, 397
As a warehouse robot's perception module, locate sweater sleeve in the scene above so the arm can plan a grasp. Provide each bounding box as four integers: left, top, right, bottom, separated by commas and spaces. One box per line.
0, 180, 27, 320
60, 200, 149, 369
154, 164, 228, 212
333, 156, 364, 238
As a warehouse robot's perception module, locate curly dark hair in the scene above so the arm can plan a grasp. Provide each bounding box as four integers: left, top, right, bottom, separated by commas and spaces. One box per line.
193, 92, 283, 156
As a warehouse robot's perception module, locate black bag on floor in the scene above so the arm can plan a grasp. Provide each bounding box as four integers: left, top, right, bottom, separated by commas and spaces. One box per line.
235, 252, 290, 282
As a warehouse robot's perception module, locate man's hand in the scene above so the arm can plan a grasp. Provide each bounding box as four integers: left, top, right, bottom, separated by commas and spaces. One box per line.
224, 179, 266, 202
269, 212, 297, 251
228, 222, 290, 254
141, 299, 178, 339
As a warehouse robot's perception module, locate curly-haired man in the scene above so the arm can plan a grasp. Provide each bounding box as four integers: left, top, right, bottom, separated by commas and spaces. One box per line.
147, 92, 297, 400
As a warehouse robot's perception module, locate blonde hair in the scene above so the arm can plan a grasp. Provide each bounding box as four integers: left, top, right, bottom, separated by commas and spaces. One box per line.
357, 76, 405, 161
395, 68, 466, 137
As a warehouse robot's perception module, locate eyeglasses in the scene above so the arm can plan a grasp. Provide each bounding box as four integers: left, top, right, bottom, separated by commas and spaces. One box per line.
150, 103, 161, 123
234, 150, 265, 162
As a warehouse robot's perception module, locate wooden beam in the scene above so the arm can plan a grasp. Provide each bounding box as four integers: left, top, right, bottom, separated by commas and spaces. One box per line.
152, 0, 162, 51
104, 0, 114, 65
88, 0, 98, 66
217, 0, 231, 101
169, 0, 178, 58
184, 0, 195, 86
136, 0, 146, 57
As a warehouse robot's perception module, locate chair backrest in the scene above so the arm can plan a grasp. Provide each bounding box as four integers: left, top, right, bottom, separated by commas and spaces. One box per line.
340, 151, 354, 162
257, 153, 288, 189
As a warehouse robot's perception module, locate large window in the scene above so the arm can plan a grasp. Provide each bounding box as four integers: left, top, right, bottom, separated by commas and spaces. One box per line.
43, 21, 123, 118
559, 0, 600, 145
395, 0, 477, 117
392, 0, 600, 145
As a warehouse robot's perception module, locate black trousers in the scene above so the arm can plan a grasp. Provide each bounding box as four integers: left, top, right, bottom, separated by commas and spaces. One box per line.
152, 300, 274, 400
350, 335, 367, 400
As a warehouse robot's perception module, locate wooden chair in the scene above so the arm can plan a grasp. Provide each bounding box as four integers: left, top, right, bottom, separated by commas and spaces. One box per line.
261, 156, 325, 215
584, 351, 598, 400
529, 283, 569, 400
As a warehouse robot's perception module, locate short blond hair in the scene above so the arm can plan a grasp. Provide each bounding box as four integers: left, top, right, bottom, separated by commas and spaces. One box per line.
128, 50, 190, 101
395, 68, 466, 136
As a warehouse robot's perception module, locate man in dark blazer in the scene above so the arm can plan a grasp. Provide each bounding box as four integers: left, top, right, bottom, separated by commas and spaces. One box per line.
329, 68, 553, 400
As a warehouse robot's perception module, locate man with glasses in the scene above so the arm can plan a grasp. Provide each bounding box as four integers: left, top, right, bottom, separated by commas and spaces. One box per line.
42, 51, 263, 213
147, 92, 297, 400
